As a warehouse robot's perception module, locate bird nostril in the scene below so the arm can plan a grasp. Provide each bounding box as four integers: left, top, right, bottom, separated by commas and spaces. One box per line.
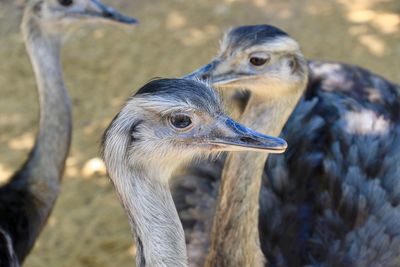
240, 136, 266, 146
201, 74, 209, 80
103, 11, 113, 18
240, 137, 255, 143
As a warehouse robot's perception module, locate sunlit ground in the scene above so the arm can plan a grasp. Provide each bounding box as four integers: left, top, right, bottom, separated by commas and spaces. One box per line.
0, 0, 399, 266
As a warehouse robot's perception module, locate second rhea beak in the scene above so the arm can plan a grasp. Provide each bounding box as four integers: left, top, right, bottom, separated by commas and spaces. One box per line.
89, 0, 138, 24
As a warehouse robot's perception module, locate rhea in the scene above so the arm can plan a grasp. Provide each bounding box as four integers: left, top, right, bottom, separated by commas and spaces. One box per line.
179, 25, 400, 266
0, 1, 136, 266
176, 25, 307, 267
102, 78, 288, 267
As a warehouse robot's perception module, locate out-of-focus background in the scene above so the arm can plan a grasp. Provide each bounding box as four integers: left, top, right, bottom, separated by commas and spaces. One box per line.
0, 0, 399, 266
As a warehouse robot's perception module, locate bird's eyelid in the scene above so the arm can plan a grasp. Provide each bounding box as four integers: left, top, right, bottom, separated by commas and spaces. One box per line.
161, 111, 189, 120
158, 107, 198, 117
133, 98, 197, 115
248, 51, 271, 59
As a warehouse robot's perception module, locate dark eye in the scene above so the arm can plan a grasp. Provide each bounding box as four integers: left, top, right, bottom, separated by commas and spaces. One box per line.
289, 57, 297, 72
169, 114, 192, 130
59, 0, 73, 7
249, 57, 268, 66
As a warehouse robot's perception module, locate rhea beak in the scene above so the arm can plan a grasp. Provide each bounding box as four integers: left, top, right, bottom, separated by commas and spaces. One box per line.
204, 116, 287, 153
184, 60, 246, 87
87, 0, 138, 25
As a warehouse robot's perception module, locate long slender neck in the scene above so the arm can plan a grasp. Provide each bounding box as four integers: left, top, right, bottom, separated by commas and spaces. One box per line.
114, 165, 188, 267
9, 16, 71, 255
205, 95, 298, 267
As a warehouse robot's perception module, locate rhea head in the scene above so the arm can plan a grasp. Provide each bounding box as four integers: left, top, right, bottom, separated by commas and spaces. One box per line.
186, 25, 309, 100
102, 79, 288, 178
23, 0, 137, 39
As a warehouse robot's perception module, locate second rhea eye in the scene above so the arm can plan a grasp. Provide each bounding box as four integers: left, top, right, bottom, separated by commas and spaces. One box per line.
169, 114, 192, 130
249, 57, 268, 66
59, 0, 73, 7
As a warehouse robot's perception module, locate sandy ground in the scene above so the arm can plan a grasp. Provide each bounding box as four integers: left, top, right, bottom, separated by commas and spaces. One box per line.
0, 0, 399, 266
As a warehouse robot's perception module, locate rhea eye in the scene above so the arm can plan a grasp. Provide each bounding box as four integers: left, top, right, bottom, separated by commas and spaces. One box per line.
289, 57, 297, 71
169, 114, 192, 130
249, 56, 268, 66
59, 0, 73, 7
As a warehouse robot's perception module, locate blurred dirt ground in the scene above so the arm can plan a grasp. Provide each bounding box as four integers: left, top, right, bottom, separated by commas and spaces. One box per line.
0, 0, 399, 266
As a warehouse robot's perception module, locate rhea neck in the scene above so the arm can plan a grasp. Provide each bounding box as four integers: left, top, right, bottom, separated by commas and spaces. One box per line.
205, 86, 303, 267
112, 158, 188, 267
12, 16, 71, 217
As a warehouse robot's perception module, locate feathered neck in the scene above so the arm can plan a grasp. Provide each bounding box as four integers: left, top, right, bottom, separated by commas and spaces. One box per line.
205, 94, 302, 267
110, 162, 189, 267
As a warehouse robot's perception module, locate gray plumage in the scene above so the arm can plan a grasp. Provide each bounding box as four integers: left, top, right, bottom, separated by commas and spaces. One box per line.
262, 61, 400, 267
174, 25, 400, 267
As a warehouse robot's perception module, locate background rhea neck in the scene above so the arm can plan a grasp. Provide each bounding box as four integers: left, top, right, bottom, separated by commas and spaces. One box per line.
10, 14, 71, 231
205, 93, 301, 267
0, 12, 73, 261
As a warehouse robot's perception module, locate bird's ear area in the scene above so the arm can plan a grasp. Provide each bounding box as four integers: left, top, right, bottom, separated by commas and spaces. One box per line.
129, 120, 144, 142
32, 1, 44, 16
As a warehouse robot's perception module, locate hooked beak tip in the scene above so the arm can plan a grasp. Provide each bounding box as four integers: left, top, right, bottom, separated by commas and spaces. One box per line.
120, 17, 139, 25
272, 140, 288, 153
91, 0, 138, 25
102, 12, 139, 25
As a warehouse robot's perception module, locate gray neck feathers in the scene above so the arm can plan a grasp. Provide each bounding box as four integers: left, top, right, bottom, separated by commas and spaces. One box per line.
205, 94, 301, 267
113, 165, 188, 267
13, 14, 71, 237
